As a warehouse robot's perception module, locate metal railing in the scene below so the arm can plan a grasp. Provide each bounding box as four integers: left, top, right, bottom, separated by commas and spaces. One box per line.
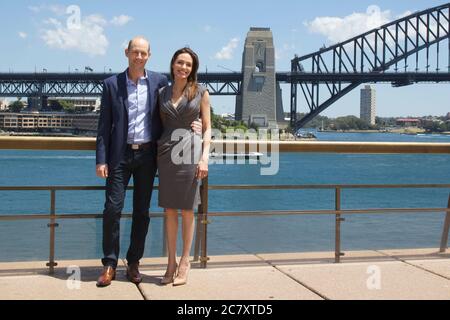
0, 183, 449, 273
198, 183, 450, 267
0, 137, 450, 273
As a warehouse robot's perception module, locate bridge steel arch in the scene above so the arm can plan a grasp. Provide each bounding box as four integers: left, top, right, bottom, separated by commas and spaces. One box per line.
290, 3, 450, 129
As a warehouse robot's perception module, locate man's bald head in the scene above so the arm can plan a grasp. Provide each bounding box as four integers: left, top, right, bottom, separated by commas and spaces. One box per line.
127, 36, 150, 53
125, 36, 151, 74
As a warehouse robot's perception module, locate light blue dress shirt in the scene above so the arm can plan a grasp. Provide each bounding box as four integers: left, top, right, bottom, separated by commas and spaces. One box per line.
126, 70, 150, 144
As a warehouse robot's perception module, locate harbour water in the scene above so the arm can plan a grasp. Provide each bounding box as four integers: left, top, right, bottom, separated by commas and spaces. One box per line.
1, 131, 450, 262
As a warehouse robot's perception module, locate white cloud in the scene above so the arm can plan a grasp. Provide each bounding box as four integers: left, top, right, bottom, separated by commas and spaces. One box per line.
18, 32, 27, 39
397, 10, 413, 20
41, 14, 109, 56
28, 4, 66, 15
88, 14, 108, 26
214, 38, 239, 60
305, 6, 440, 49
305, 5, 393, 44
275, 43, 294, 61
111, 15, 133, 26
28, 5, 42, 13
48, 5, 67, 16
203, 25, 212, 32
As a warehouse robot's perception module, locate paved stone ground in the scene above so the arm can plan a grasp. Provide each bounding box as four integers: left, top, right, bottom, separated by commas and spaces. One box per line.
0, 248, 448, 300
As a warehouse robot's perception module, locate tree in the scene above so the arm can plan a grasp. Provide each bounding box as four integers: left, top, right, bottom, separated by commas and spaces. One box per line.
423, 120, 447, 133
249, 122, 260, 130
210, 106, 249, 132
333, 116, 371, 130
59, 100, 76, 113
9, 99, 24, 113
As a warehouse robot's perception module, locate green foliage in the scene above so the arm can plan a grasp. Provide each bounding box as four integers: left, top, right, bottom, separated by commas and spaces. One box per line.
376, 117, 396, 127
58, 100, 76, 113
210, 106, 249, 132
48, 100, 63, 111
333, 116, 372, 130
9, 99, 24, 113
295, 113, 378, 131
422, 120, 449, 133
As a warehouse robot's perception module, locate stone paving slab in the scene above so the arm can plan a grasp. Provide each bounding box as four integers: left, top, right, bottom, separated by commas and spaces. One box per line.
258, 250, 394, 266
404, 260, 450, 279
138, 265, 322, 300
278, 260, 450, 300
0, 266, 143, 300
377, 248, 450, 261
140, 254, 266, 270
0, 249, 448, 300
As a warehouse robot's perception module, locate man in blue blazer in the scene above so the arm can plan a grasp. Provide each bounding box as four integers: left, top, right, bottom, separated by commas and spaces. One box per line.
95, 36, 200, 287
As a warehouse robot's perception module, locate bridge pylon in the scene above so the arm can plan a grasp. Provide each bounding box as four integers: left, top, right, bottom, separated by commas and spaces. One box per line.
235, 27, 286, 128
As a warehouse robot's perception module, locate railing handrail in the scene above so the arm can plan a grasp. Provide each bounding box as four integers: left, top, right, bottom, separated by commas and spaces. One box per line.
2, 183, 450, 191
2, 208, 449, 221
1, 136, 450, 153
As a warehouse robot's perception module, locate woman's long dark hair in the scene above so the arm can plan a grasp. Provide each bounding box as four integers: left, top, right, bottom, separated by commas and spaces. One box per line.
170, 47, 199, 101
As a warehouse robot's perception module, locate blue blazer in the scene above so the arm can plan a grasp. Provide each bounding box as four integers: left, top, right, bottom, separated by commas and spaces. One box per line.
96, 69, 168, 169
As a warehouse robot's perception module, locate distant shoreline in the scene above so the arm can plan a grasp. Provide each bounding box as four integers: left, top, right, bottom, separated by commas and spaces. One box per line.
2, 129, 450, 137
318, 129, 450, 135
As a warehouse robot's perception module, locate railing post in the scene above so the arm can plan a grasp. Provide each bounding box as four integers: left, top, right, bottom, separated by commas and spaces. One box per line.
162, 215, 168, 257
439, 194, 450, 252
335, 187, 345, 263
47, 189, 58, 274
200, 177, 209, 268
193, 200, 203, 262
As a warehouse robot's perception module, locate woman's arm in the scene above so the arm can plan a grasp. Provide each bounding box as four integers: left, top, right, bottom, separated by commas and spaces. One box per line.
196, 90, 211, 179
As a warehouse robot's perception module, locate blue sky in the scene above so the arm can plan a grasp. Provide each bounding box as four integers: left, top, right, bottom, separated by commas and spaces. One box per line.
1, 0, 449, 117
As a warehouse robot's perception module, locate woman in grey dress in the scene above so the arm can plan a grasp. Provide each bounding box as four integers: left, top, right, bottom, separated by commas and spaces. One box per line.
158, 47, 211, 286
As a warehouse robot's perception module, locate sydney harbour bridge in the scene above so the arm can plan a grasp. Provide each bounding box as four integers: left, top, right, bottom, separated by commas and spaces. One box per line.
0, 3, 449, 130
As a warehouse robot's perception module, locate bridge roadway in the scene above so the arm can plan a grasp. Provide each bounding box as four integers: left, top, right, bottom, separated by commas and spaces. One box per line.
0, 248, 449, 300
1, 71, 449, 98
2, 71, 450, 82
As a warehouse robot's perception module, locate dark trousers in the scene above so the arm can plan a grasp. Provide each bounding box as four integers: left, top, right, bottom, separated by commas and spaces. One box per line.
101, 145, 157, 268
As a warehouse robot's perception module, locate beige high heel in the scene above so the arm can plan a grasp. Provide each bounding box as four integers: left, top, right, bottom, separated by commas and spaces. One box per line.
161, 263, 177, 285
173, 258, 190, 286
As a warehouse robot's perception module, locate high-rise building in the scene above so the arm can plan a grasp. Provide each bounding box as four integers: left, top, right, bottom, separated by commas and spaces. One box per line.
360, 85, 376, 125
0, 99, 8, 111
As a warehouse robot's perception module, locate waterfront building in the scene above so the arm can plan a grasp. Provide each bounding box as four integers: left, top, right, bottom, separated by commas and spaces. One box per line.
0, 112, 99, 134
396, 118, 421, 127
47, 97, 100, 112
219, 113, 235, 121
360, 85, 376, 125
0, 99, 8, 111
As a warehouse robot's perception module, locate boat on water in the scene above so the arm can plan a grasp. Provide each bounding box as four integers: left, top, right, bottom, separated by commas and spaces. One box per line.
295, 131, 317, 140
209, 152, 263, 160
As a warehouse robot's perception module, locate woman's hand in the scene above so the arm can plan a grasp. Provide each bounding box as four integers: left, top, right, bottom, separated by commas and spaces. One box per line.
196, 160, 208, 180
191, 118, 202, 135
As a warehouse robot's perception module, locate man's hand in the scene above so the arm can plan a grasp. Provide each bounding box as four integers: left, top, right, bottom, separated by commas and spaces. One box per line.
191, 118, 202, 135
96, 164, 109, 178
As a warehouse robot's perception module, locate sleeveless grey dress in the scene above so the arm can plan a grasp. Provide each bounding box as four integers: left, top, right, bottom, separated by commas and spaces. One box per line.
157, 84, 206, 210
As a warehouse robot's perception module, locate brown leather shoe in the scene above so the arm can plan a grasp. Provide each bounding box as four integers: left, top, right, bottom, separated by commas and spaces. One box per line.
127, 262, 142, 284
96, 266, 116, 287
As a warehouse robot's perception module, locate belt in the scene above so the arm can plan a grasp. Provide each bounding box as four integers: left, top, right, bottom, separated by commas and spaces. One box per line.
127, 142, 154, 151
